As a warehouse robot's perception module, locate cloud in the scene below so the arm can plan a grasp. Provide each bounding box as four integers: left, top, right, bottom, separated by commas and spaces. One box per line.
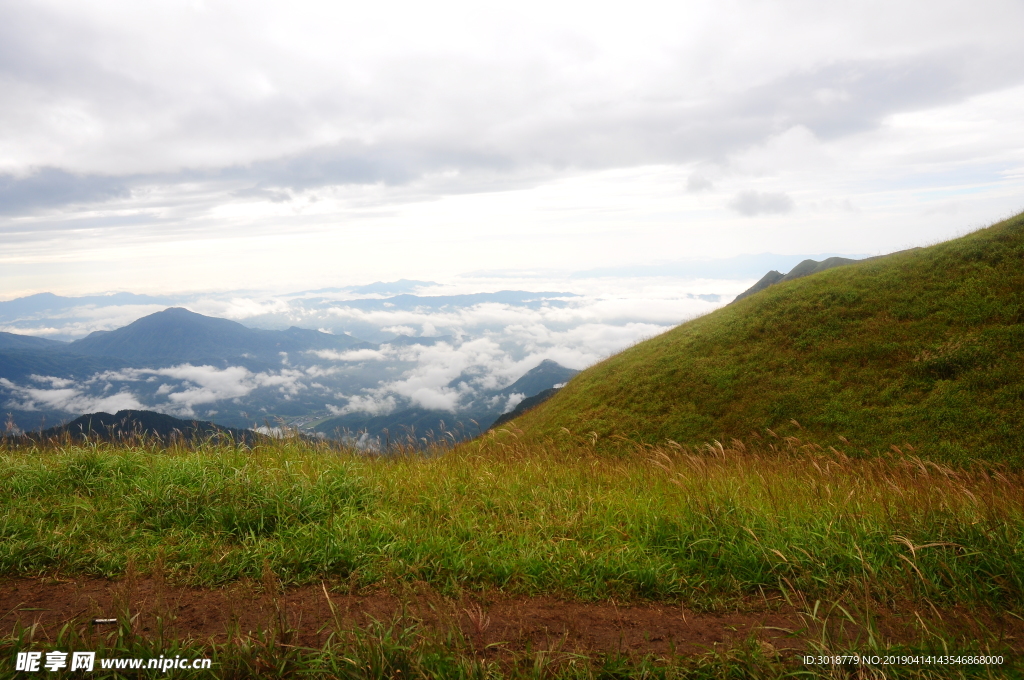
687, 174, 713, 192
326, 314, 679, 415
0, 0, 1020, 303
328, 394, 397, 416
29, 374, 75, 388
0, 168, 131, 215
502, 393, 525, 414
310, 348, 388, 362
381, 325, 417, 335
1, 376, 144, 414
1, 0, 1021, 219
86, 363, 308, 415
728, 191, 795, 216
1, 277, 716, 421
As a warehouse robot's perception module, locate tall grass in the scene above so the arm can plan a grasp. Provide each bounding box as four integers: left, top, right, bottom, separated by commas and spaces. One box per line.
1, 432, 1021, 610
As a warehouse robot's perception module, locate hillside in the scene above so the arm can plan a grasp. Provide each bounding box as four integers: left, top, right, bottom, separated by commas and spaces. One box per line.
511, 212, 1024, 464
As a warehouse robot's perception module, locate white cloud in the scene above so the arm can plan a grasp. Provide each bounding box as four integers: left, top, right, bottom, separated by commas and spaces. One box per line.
328, 394, 397, 416
382, 325, 416, 335
687, 174, 713, 192
29, 374, 75, 388
72, 363, 308, 416
303, 364, 343, 377
310, 348, 389, 362
728, 191, 796, 216
1, 377, 145, 414
1, 1, 1022, 297
503, 393, 525, 414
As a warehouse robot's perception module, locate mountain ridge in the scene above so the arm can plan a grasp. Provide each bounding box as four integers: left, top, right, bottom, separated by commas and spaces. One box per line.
732, 256, 860, 302
30, 409, 258, 443
0, 331, 68, 351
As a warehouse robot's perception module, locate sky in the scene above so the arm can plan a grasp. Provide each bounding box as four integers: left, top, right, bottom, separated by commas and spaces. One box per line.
2, 0, 1024, 299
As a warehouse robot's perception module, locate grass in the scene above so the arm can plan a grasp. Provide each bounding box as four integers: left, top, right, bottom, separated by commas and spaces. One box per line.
1, 434, 1022, 609
513, 211, 1024, 465
2, 436, 1022, 677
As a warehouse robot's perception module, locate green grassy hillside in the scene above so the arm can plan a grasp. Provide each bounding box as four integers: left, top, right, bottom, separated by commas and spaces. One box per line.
512, 211, 1024, 464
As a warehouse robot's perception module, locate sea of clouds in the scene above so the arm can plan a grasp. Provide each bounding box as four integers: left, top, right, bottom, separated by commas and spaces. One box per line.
1, 276, 748, 424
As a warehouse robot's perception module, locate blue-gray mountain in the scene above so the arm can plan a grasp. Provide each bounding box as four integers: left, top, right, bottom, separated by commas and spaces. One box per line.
69, 307, 372, 364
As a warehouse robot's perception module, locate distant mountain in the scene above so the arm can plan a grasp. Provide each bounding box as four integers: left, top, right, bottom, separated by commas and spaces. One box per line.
349, 280, 436, 295
31, 409, 257, 443
732, 257, 859, 302
295, 280, 437, 296
68, 307, 371, 363
498, 359, 576, 398
0, 331, 68, 351
0, 292, 172, 322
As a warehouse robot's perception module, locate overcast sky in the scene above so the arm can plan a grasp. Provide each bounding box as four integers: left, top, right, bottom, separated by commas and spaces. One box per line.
2, 0, 1023, 298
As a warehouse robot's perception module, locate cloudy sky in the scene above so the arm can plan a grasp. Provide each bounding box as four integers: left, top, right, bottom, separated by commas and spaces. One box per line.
2, 0, 1023, 299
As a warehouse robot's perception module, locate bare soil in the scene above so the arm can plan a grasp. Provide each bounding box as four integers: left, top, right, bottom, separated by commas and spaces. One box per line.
2, 577, 1020, 659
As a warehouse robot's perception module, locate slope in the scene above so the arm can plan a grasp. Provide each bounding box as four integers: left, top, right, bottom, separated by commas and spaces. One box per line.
512, 212, 1024, 465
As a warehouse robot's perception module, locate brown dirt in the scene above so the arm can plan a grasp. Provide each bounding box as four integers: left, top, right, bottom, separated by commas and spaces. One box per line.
2, 577, 1021, 658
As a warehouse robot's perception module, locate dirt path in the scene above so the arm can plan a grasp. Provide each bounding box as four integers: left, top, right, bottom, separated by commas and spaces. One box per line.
2, 578, 1019, 658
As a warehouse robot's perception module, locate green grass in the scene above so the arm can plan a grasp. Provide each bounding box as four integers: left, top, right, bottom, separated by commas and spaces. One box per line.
512, 211, 1024, 465
2, 436, 1022, 610
3, 437, 1022, 677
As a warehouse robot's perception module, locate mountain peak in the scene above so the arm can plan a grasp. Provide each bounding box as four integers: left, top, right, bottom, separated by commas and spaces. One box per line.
65, 307, 368, 363
733, 256, 859, 303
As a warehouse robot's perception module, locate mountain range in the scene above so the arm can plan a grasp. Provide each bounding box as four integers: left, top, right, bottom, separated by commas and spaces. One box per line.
0, 307, 577, 442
